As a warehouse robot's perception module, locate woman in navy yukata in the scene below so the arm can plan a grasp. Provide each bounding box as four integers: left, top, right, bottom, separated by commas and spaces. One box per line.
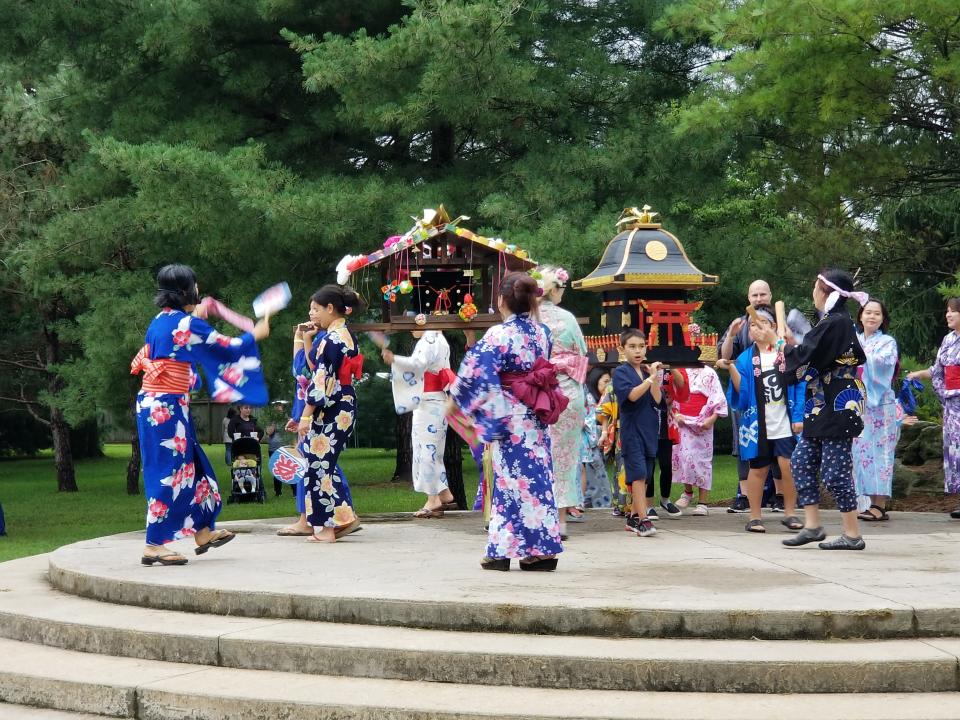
296, 285, 363, 543
277, 300, 355, 537
449, 272, 568, 572
132, 264, 270, 566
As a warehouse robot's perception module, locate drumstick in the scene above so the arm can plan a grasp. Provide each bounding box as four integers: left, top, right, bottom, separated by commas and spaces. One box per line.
745, 304, 759, 324
775, 301, 787, 339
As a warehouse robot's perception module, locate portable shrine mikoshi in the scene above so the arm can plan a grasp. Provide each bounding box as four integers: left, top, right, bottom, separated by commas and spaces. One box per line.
339, 206, 538, 332
573, 205, 719, 367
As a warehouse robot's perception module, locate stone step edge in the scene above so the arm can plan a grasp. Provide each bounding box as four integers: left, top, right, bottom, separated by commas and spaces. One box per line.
2, 565, 959, 694
2, 637, 960, 720
47, 556, 960, 641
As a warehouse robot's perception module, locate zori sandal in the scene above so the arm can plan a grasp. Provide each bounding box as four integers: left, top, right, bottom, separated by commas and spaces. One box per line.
195, 529, 235, 555
141, 550, 188, 566
745, 519, 766, 534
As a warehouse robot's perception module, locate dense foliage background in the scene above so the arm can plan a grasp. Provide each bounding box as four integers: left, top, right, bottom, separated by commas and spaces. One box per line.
2, 1, 958, 486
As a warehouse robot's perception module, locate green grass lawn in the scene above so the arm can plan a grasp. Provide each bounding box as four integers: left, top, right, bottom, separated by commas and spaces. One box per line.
0, 444, 740, 563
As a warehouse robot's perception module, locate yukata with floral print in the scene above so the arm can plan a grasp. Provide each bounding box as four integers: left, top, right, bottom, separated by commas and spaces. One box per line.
290, 331, 352, 516
929, 330, 960, 495
450, 313, 563, 561
302, 319, 359, 530
852, 330, 900, 506
133, 308, 267, 547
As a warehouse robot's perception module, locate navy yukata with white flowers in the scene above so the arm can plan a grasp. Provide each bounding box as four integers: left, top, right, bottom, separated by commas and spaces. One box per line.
451, 313, 563, 560
136, 308, 267, 546
302, 319, 359, 529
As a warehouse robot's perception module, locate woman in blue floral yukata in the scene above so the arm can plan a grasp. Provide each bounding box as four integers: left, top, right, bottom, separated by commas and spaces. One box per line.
296, 285, 364, 543
449, 272, 568, 571
132, 264, 270, 566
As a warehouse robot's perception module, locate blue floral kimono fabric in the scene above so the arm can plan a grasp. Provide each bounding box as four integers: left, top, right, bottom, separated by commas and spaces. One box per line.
291, 332, 352, 513
451, 313, 563, 560
135, 308, 267, 546
302, 319, 359, 529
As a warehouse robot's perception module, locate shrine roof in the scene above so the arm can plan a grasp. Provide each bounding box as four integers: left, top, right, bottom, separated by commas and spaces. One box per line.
573, 207, 718, 291
341, 206, 536, 278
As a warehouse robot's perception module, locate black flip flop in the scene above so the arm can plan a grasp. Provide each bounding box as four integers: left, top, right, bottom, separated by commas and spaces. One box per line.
195, 530, 236, 555
781, 516, 804, 531
141, 553, 188, 566
519, 557, 558, 571
857, 504, 888, 522
745, 519, 766, 533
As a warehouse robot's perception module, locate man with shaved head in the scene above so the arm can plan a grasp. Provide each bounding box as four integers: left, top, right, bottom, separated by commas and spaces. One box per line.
719, 279, 777, 514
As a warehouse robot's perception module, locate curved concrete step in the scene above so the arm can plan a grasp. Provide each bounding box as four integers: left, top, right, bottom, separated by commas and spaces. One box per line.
45, 513, 960, 640
3, 557, 960, 694
1, 637, 959, 720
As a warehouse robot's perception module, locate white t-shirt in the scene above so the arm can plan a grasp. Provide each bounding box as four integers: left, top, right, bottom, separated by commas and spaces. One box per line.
759, 351, 791, 440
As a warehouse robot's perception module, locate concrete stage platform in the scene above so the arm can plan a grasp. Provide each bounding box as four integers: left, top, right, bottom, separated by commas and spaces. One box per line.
2, 510, 960, 717
47, 509, 960, 640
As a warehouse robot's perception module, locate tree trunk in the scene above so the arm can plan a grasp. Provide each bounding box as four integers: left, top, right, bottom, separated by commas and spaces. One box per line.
50, 405, 77, 492
127, 403, 141, 495
392, 411, 413, 483
443, 427, 466, 509
44, 319, 77, 492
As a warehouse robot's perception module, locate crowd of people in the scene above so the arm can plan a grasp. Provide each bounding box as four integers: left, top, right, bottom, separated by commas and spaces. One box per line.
130, 263, 960, 568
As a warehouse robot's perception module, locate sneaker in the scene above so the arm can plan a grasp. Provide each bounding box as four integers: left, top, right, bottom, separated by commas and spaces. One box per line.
692, 503, 709, 516
625, 514, 642, 535
675, 493, 693, 509
950, 507, 960, 520
770, 494, 785, 513
818, 534, 866, 551
637, 519, 657, 537
782, 526, 826, 547
646, 507, 660, 521
727, 496, 749, 513
660, 499, 682, 517
612, 506, 626, 517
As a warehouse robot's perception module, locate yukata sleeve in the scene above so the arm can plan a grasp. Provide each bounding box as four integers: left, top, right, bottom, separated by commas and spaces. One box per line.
393, 333, 439, 374
701, 368, 728, 418
305, 337, 345, 409
187, 316, 267, 405
728, 349, 754, 413
783, 315, 842, 386
788, 382, 807, 425
450, 328, 511, 441
866, 336, 898, 405
612, 365, 636, 406
563, 308, 588, 355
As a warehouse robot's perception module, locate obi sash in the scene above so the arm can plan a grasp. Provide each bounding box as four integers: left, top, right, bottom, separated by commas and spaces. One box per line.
946, 365, 960, 391
424, 368, 457, 393
676, 393, 708, 417
550, 350, 588, 384
500, 357, 569, 425
338, 354, 364, 387
130, 345, 192, 394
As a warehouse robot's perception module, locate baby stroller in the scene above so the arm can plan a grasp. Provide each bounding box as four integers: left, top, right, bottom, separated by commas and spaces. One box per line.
227, 434, 265, 504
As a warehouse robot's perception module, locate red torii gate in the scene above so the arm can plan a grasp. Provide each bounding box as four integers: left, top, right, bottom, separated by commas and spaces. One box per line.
641, 300, 702, 348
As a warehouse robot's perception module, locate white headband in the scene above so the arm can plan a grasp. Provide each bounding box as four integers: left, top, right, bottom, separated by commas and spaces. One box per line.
818, 274, 869, 313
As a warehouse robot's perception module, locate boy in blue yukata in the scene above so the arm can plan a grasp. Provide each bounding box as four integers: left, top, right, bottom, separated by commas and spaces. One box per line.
613, 329, 664, 538
716, 304, 805, 534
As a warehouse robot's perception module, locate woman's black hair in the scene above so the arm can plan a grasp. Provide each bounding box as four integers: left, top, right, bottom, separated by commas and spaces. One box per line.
857, 297, 891, 332
816, 268, 856, 312
154, 264, 200, 309
226, 407, 237, 419
311, 284, 364, 316
499, 272, 540, 317
586, 366, 610, 402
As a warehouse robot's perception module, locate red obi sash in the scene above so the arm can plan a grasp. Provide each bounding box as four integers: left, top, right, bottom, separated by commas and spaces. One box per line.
500, 357, 570, 425
945, 365, 960, 391
130, 345, 192, 394
424, 368, 457, 393
676, 393, 708, 417
338, 354, 364, 387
